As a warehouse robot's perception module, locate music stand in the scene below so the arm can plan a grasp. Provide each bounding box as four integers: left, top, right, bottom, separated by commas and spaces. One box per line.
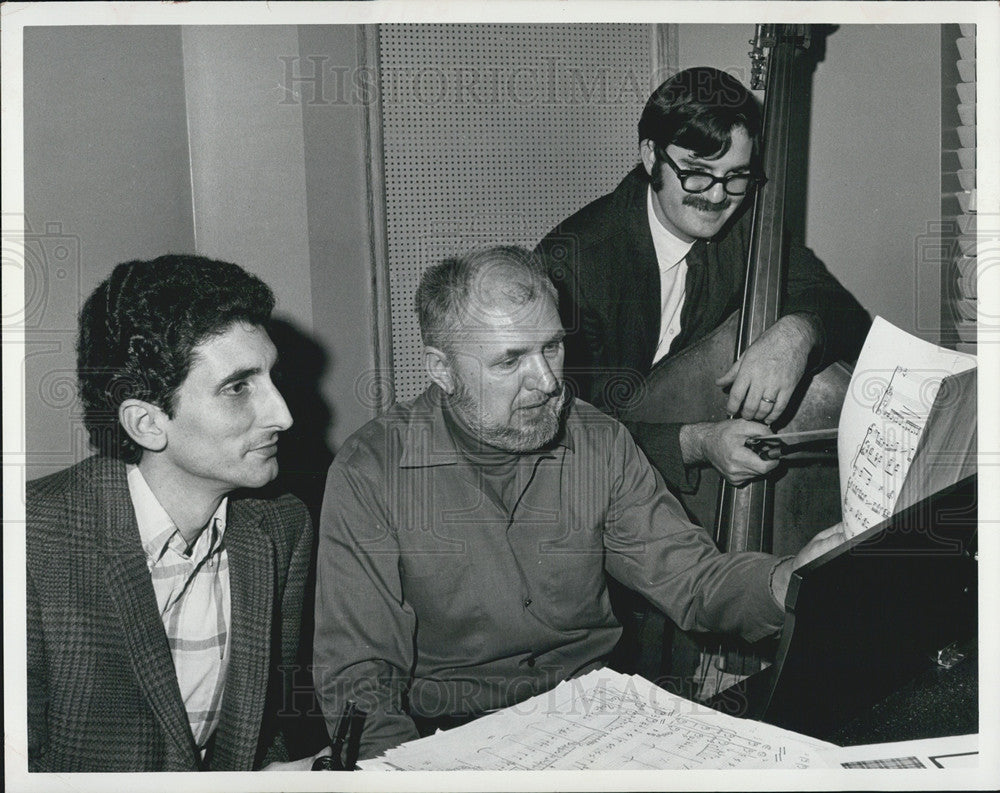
734, 367, 979, 739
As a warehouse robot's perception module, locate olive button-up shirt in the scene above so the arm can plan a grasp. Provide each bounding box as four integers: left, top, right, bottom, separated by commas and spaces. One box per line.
314, 387, 785, 760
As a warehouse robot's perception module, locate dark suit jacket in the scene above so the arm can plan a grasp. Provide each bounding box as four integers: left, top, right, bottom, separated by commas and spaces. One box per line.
26, 454, 314, 772
537, 165, 871, 490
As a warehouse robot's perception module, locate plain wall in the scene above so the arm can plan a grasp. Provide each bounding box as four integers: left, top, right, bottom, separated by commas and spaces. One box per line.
298, 25, 379, 448
22, 25, 376, 481
181, 26, 314, 326
23, 27, 197, 480
807, 25, 942, 343
676, 24, 943, 344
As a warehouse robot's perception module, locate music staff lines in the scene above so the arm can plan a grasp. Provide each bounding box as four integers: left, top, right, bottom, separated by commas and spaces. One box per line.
367, 672, 829, 770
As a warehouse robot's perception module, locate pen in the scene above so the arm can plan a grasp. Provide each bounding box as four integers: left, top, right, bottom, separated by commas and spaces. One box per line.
330, 701, 355, 765
344, 705, 367, 770
312, 701, 366, 771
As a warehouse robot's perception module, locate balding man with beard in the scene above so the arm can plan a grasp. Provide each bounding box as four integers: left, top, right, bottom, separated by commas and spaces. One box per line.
312, 246, 845, 761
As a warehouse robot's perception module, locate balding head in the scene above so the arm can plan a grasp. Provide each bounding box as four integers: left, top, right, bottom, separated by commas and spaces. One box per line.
416, 246, 558, 355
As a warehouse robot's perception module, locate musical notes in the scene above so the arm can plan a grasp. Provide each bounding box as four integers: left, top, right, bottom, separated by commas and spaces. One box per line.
873, 366, 938, 433
839, 318, 975, 537
358, 670, 834, 771
842, 424, 906, 528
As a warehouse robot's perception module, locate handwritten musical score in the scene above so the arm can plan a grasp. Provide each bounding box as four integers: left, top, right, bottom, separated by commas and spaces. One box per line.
838, 318, 976, 537
358, 670, 834, 771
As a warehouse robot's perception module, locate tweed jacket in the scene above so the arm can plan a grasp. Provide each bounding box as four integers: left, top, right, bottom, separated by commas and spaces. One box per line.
537, 165, 871, 491
26, 454, 313, 772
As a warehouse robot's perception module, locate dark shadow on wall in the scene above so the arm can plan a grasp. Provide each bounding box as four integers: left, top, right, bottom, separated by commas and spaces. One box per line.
261, 316, 337, 754
267, 316, 337, 524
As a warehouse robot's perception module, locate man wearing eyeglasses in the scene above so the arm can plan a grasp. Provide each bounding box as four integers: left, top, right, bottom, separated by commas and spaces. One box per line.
537, 66, 869, 495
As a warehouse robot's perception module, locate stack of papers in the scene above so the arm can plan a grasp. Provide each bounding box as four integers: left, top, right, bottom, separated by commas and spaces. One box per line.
359, 669, 835, 771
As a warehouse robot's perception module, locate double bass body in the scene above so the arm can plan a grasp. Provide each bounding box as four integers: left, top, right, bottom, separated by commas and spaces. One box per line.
622, 308, 850, 557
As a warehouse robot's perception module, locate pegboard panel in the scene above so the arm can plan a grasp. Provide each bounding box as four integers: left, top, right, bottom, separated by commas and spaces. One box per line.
378, 24, 652, 400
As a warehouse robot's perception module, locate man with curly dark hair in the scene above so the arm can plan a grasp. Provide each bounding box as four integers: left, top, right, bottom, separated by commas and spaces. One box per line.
26, 255, 326, 772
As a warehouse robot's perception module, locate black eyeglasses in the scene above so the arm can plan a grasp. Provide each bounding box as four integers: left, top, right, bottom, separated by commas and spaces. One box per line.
661, 151, 764, 196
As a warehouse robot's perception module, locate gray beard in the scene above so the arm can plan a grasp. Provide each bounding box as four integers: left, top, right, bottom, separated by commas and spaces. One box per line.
449, 383, 566, 453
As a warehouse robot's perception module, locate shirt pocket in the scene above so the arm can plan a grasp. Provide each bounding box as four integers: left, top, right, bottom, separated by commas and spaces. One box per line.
532, 529, 610, 629
400, 552, 487, 658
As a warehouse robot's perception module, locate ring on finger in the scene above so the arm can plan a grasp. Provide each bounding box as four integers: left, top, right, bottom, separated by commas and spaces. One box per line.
761, 396, 776, 404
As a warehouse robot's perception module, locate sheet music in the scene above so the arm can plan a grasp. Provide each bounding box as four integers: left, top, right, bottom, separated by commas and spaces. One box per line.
358, 669, 835, 771
838, 317, 976, 537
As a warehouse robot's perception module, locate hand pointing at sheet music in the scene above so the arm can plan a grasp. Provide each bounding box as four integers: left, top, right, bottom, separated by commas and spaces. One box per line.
716, 313, 821, 424
769, 522, 850, 606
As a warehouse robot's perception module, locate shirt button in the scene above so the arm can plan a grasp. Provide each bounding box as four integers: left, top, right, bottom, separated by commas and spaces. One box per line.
523, 598, 532, 608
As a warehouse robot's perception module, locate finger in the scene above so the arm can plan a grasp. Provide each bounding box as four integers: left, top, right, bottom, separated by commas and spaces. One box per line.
726, 371, 752, 416
749, 455, 780, 475
723, 457, 779, 485
715, 421, 776, 479
732, 447, 779, 478
812, 523, 846, 542
741, 382, 767, 421
721, 456, 764, 485
715, 358, 740, 388
751, 390, 778, 422
796, 526, 848, 568
755, 391, 780, 422
724, 470, 753, 486
736, 419, 775, 438
762, 389, 790, 425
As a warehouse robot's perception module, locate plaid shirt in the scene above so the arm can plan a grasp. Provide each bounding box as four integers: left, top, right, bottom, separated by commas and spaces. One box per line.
127, 466, 231, 752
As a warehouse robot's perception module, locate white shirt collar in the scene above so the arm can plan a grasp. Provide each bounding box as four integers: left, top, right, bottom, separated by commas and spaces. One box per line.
126, 464, 227, 563
647, 185, 695, 270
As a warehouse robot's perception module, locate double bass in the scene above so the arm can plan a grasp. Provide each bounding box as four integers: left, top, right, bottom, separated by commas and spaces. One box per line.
621, 24, 851, 698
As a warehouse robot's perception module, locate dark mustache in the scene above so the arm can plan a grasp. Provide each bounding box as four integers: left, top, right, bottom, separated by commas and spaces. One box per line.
683, 195, 731, 212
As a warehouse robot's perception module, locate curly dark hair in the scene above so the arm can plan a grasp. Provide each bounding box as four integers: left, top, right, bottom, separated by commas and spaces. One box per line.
77, 254, 275, 463
638, 66, 762, 190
